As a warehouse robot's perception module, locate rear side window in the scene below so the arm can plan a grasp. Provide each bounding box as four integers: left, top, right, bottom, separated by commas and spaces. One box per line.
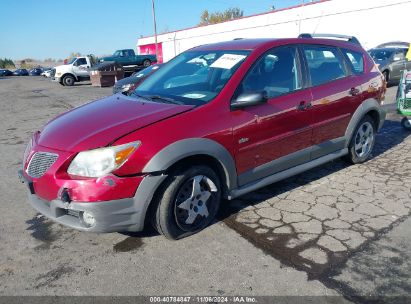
303, 46, 347, 86
343, 49, 364, 74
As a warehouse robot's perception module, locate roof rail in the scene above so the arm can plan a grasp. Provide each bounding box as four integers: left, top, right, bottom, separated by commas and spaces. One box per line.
298, 33, 361, 45
376, 41, 409, 49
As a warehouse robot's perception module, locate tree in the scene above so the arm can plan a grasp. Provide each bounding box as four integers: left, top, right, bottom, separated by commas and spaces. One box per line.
199, 7, 243, 25
0, 58, 15, 69
69, 52, 82, 59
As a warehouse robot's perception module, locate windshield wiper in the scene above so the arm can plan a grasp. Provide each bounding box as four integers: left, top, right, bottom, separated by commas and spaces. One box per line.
130, 92, 152, 102
146, 95, 183, 105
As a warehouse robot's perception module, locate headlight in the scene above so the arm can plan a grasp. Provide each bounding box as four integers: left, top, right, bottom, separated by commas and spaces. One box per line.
121, 83, 133, 92
67, 141, 141, 177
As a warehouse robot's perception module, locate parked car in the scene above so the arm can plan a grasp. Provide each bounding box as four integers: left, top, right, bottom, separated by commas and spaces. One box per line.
368, 41, 411, 84
0, 69, 13, 76
113, 64, 162, 94
13, 69, 29, 76
100, 49, 157, 72
29, 68, 43, 76
52, 55, 96, 86
19, 35, 386, 239
41, 68, 53, 77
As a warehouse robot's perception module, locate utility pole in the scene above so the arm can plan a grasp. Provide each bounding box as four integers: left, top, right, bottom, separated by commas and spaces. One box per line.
151, 0, 159, 60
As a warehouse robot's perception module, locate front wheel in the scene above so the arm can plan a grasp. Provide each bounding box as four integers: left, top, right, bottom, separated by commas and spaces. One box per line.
401, 117, 411, 130
383, 70, 390, 84
345, 116, 376, 164
62, 75, 75, 86
152, 165, 221, 240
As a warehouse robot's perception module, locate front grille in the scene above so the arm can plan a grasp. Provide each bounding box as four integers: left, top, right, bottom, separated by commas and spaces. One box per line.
26, 152, 58, 178
50, 68, 56, 78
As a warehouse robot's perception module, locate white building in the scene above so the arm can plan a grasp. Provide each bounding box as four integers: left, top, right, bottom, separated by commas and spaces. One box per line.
137, 0, 411, 63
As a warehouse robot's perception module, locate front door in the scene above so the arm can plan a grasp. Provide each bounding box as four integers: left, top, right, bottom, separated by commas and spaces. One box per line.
72, 58, 89, 78
231, 46, 313, 186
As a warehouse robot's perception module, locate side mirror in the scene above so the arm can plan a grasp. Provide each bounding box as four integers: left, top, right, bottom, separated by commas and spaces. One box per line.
231, 92, 268, 110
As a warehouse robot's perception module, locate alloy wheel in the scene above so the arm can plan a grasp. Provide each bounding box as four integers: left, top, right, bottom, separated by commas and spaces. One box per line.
354, 121, 374, 158
174, 175, 217, 231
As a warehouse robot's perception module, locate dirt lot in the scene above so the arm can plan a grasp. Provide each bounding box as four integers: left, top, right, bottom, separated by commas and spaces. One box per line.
0, 77, 409, 303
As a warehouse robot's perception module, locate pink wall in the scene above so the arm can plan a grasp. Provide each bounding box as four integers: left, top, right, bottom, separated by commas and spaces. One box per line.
138, 43, 163, 63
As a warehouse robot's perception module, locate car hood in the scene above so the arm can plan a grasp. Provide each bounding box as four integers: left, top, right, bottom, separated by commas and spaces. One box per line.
114, 76, 141, 87
37, 94, 194, 152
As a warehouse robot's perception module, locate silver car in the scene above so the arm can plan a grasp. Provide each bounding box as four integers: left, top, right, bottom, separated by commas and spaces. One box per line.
368, 42, 411, 84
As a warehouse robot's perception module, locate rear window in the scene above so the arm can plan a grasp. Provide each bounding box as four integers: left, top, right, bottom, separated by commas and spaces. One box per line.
343, 49, 364, 74
303, 46, 348, 86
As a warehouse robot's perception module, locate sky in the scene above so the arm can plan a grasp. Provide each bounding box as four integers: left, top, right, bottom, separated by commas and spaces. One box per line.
0, 0, 303, 60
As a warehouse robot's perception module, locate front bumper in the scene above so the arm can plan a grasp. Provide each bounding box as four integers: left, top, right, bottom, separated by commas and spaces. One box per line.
19, 170, 167, 233
51, 76, 61, 82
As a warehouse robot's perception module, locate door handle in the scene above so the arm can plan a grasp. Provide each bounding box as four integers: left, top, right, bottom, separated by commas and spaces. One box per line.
349, 87, 360, 96
297, 101, 312, 111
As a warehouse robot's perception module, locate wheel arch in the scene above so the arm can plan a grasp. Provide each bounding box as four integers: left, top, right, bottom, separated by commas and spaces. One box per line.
142, 138, 238, 195
61, 73, 78, 81
344, 98, 386, 147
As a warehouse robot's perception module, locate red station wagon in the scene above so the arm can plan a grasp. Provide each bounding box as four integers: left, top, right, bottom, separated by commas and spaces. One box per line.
19, 34, 386, 239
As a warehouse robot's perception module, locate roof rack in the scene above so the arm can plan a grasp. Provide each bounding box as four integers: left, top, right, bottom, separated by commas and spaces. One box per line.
376, 41, 409, 49
298, 33, 361, 45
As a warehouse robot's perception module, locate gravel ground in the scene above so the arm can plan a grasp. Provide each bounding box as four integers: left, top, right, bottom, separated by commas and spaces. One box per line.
0, 76, 409, 303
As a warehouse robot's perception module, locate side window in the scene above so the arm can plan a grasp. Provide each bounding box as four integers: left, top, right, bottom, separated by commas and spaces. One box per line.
76, 58, 87, 66
343, 49, 364, 74
303, 46, 347, 86
394, 50, 406, 61
239, 47, 302, 99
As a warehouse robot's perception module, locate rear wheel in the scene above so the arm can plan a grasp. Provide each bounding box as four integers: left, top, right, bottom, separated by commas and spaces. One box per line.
401, 117, 411, 130
345, 116, 376, 164
142, 59, 151, 68
152, 165, 221, 240
62, 75, 75, 86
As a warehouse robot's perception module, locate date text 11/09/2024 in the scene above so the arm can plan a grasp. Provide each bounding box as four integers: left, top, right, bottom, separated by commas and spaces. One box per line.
149, 296, 257, 303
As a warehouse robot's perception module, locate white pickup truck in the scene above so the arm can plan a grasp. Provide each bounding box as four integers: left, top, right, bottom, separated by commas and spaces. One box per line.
52, 55, 96, 86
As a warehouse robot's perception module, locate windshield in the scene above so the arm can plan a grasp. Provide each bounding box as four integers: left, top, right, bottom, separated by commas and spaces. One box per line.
131, 50, 250, 105
369, 49, 394, 61
67, 57, 77, 64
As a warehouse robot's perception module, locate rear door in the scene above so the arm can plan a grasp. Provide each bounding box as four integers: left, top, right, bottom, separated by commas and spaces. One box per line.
231, 45, 313, 186
301, 45, 360, 159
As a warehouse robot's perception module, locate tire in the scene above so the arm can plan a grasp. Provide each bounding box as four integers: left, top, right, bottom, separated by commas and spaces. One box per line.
344, 115, 376, 164
152, 165, 221, 240
401, 117, 411, 130
142, 59, 151, 68
62, 75, 75, 86
383, 70, 390, 84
